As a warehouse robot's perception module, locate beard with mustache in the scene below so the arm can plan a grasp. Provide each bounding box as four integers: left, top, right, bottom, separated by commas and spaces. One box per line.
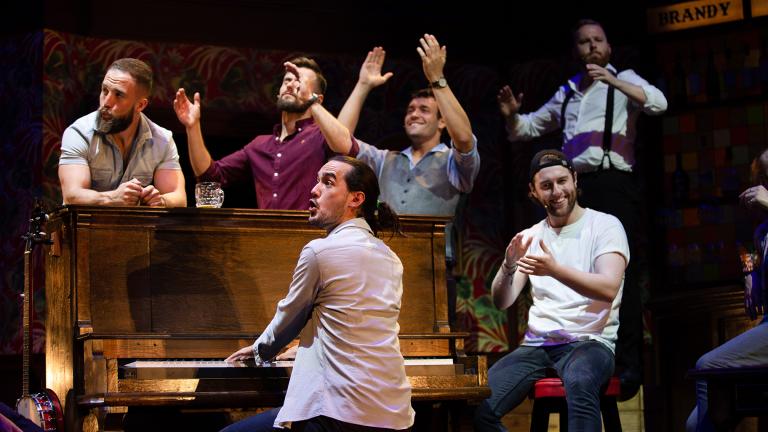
276, 93, 315, 114
97, 105, 135, 134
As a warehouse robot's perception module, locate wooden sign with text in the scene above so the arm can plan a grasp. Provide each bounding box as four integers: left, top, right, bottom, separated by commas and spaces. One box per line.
753, 0, 768, 17
647, 0, 743, 33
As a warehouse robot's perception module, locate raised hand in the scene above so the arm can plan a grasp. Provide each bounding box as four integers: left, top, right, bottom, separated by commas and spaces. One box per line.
517, 239, 559, 276
498, 85, 524, 118
358, 47, 393, 89
173, 89, 201, 129
740, 185, 768, 210
585, 64, 617, 86
417, 34, 447, 83
284, 61, 315, 104
504, 231, 533, 268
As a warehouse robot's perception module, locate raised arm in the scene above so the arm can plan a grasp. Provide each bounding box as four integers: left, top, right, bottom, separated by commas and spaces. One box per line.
517, 239, 626, 302
338, 47, 394, 134
586, 64, 668, 114
417, 34, 473, 152
286, 61, 356, 155
59, 164, 143, 206
173, 89, 213, 176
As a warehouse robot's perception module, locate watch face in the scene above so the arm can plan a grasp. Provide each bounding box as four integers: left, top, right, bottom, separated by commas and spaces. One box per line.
432, 78, 447, 88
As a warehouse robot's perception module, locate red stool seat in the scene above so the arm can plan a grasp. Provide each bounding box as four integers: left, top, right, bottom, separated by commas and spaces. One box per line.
533, 376, 621, 398
530, 376, 622, 431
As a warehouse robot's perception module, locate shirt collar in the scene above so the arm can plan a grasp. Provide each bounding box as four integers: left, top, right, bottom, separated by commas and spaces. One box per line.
328, 217, 373, 236
402, 143, 449, 160
272, 117, 316, 137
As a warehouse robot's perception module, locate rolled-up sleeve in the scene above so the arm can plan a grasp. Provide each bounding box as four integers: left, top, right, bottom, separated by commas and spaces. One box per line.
447, 134, 480, 193
508, 88, 565, 142
355, 139, 389, 178
620, 69, 667, 115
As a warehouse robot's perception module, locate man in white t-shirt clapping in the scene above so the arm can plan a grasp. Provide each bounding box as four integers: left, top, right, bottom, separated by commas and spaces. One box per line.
474, 149, 629, 431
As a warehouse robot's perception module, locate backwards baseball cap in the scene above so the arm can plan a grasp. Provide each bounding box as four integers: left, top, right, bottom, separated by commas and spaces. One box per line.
529, 149, 575, 182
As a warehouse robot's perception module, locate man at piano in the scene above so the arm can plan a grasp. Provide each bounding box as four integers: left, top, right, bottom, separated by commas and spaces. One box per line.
59, 58, 187, 207
474, 150, 628, 431
173, 58, 359, 210
223, 156, 414, 431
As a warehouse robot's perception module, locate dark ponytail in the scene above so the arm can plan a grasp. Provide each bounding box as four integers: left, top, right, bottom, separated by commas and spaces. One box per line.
331, 156, 403, 237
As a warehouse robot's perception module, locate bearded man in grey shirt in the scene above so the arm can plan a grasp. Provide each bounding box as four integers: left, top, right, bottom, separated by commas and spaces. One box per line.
58, 58, 186, 207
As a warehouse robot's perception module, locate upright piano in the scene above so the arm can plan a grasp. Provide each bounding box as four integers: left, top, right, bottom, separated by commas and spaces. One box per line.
45, 206, 488, 430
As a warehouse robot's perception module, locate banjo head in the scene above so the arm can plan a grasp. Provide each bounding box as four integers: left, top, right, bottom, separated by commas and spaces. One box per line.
16, 395, 43, 426
16, 391, 63, 431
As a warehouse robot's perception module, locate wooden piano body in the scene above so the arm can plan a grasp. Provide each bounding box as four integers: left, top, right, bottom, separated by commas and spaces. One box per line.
44, 206, 488, 429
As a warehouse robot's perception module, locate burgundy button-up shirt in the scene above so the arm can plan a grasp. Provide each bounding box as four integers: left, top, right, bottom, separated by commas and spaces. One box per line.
200, 118, 359, 210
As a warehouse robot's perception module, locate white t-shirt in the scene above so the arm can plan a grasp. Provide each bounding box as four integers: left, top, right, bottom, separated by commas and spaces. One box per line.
522, 208, 629, 352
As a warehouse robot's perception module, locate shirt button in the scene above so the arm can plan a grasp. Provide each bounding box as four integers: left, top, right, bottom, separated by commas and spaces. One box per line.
298, 127, 302, 132
277, 153, 282, 158
273, 193, 278, 198
301, 140, 305, 144
406, 178, 411, 183
401, 200, 406, 204
274, 172, 279, 177
403, 189, 408, 193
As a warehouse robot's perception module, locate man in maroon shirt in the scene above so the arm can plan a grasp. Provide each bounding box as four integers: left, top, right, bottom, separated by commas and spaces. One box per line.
173, 58, 359, 209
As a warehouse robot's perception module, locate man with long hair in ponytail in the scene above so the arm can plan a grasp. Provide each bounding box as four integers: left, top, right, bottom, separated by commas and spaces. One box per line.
224, 156, 413, 431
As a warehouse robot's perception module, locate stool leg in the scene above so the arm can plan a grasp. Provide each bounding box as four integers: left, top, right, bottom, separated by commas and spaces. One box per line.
600, 396, 622, 432
559, 402, 568, 432
530, 399, 552, 432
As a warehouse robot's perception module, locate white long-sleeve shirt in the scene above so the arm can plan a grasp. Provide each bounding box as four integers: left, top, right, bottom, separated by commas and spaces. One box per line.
508, 64, 667, 172
253, 218, 414, 430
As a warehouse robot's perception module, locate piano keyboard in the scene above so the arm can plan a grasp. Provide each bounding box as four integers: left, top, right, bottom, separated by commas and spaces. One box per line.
121, 358, 458, 380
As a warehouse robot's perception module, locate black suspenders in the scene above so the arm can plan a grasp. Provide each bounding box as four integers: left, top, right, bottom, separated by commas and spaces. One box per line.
561, 71, 618, 170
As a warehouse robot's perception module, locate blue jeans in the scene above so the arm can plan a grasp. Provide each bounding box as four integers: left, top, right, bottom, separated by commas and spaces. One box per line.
685, 318, 768, 432
474, 341, 615, 432
220, 408, 402, 432
221, 408, 280, 432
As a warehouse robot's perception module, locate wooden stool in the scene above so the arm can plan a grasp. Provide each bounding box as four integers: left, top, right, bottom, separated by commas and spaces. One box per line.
530, 376, 622, 432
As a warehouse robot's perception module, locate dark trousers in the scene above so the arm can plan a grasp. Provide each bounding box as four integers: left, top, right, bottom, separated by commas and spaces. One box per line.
473, 341, 615, 431
578, 169, 644, 395
220, 408, 403, 432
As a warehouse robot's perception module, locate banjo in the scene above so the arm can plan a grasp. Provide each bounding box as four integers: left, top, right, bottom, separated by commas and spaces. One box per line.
15, 201, 63, 432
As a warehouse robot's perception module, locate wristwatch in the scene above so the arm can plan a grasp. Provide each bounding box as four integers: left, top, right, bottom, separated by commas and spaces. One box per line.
430, 77, 448, 89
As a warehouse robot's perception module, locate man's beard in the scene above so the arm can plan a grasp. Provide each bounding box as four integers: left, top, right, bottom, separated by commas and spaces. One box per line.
583, 52, 609, 67
276, 95, 314, 114
97, 106, 135, 134
542, 193, 577, 218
